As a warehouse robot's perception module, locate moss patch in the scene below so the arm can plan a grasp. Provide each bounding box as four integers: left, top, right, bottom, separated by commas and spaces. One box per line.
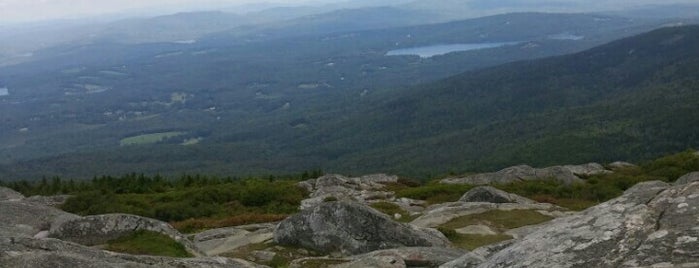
106, 230, 192, 257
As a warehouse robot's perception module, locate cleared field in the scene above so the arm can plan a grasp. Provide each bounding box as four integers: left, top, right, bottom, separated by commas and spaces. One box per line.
120, 132, 185, 146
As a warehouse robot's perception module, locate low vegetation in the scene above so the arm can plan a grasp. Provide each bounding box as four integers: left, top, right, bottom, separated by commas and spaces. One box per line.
495, 151, 699, 210
106, 230, 192, 257
1, 171, 321, 233
369, 201, 416, 222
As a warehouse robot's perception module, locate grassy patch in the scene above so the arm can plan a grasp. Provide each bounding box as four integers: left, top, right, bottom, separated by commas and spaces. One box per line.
106, 230, 192, 257
369, 201, 417, 222
440, 209, 553, 230
120, 132, 185, 146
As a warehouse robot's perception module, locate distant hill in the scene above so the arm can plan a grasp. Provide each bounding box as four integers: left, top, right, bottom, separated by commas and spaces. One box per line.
0, 14, 691, 179
309, 25, 699, 175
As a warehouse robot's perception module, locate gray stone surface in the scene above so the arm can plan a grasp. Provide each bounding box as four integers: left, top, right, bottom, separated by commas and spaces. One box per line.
474, 181, 699, 268
0, 199, 79, 237
193, 223, 276, 256
455, 225, 498, 236
608, 161, 637, 170
24, 195, 72, 207
274, 201, 450, 255
441, 165, 589, 185
0, 187, 24, 201
439, 252, 485, 268
459, 186, 535, 204
49, 213, 203, 256
299, 174, 398, 210
675, 172, 699, 185
562, 163, 610, 176
0, 235, 266, 268
439, 241, 515, 268
288, 257, 350, 268
333, 252, 406, 268
348, 247, 466, 267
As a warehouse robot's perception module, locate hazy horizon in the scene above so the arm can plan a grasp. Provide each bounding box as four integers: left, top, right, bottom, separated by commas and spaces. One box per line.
2, 0, 697, 26
0, 0, 343, 25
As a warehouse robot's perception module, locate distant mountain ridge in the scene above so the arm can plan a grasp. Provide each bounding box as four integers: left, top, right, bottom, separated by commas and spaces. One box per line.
312, 25, 699, 174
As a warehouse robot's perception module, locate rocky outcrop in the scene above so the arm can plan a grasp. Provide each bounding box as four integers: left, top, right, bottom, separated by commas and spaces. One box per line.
0, 187, 24, 201
299, 174, 398, 210
274, 201, 450, 255
49, 213, 203, 256
468, 181, 699, 268
24, 195, 72, 207
562, 163, 610, 176
459, 186, 535, 204
675, 171, 699, 185
0, 235, 266, 268
411, 202, 561, 228
441, 163, 610, 186
439, 240, 514, 268
0, 199, 79, 237
193, 223, 276, 256
608, 161, 637, 170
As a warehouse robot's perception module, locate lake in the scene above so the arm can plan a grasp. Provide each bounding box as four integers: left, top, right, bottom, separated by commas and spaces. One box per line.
386, 42, 519, 58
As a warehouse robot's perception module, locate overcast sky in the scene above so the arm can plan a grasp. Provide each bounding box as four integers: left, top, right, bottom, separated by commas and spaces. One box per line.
0, 0, 330, 24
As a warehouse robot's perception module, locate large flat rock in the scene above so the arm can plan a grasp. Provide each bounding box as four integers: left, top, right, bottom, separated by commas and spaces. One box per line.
274, 201, 450, 255
471, 181, 699, 268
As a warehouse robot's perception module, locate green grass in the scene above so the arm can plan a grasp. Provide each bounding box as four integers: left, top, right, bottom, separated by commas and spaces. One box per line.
440, 209, 554, 230
370, 201, 417, 222
106, 230, 192, 257
120, 132, 185, 146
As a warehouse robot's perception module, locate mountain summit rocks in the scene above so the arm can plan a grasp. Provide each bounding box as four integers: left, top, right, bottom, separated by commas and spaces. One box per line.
459, 186, 535, 204
440, 163, 610, 185
0, 187, 24, 201
298, 174, 399, 210
274, 201, 450, 255
456, 180, 699, 268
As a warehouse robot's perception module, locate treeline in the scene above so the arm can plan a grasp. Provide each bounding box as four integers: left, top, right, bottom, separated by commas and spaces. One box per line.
0, 170, 322, 228
0, 169, 323, 197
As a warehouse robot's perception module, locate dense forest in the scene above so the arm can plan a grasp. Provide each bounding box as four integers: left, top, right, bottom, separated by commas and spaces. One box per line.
0, 13, 688, 180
